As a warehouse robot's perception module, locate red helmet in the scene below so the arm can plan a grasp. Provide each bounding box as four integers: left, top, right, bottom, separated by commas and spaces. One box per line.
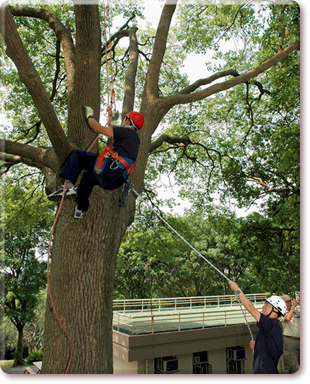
124, 111, 144, 130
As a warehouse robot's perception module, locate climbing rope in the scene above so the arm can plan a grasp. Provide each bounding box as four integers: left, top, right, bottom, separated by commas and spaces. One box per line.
103, 0, 115, 127
128, 182, 255, 344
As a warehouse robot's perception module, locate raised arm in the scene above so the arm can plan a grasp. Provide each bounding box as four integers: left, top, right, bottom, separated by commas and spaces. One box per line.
229, 281, 261, 322
88, 117, 114, 138
284, 299, 298, 322
84, 106, 114, 138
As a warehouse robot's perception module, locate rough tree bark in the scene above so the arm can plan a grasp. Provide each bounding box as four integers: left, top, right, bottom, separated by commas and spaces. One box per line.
0, 0, 299, 374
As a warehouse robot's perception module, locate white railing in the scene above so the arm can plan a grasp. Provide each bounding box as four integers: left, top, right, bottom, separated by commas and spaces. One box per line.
113, 304, 264, 336
112, 294, 269, 336
113, 293, 268, 313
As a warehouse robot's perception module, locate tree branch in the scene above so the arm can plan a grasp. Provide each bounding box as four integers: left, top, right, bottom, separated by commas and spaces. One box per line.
0, 138, 58, 172
10, 5, 75, 97
158, 40, 300, 110
101, 13, 136, 57
149, 133, 191, 152
247, 176, 298, 195
122, 26, 139, 116
0, 5, 72, 163
143, 0, 177, 101
179, 70, 239, 95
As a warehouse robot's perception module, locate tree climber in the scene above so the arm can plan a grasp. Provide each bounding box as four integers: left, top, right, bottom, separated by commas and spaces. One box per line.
48, 107, 144, 219
229, 281, 286, 374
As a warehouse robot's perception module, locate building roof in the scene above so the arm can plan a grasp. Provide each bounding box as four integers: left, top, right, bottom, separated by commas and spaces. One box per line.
113, 294, 267, 336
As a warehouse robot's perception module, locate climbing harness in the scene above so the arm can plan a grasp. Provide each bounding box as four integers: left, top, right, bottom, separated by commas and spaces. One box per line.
93, 146, 136, 187
126, 181, 255, 345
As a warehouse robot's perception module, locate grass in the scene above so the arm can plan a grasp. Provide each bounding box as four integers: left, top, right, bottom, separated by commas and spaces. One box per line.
0, 360, 14, 369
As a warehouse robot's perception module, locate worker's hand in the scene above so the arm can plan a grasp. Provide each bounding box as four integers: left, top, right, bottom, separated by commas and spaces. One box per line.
84, 106, 94, 120
292, 299, 298, 308
111, 110, 119, 123
249, 341, 255, 350
228, 281, 240, 292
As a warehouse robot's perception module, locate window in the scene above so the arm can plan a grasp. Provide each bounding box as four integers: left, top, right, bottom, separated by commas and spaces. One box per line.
226, 347, 246, 374
154, 356, 179, 374
193, 351, 212, 374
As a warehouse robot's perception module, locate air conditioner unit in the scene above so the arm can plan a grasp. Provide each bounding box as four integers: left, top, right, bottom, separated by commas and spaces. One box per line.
232, 349, 246, 361
162, 357, 178, 373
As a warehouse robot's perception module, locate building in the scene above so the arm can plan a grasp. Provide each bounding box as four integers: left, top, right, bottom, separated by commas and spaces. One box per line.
112, 293, 267, 374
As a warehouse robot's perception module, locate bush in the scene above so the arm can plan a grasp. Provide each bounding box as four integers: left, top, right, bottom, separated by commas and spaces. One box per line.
25, 350, 43, 365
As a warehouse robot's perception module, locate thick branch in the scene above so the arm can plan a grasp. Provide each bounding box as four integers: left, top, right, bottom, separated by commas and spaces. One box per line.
10, 5, 75, 97
0, 138, 58, 172
159, 40, 300, 110
179, 70, 239, 95
122, 27, 139, 116
67, 3, 101, 149
143, 0, 177, 101
149, 133, 191, 152
1, 153, 33, 165
0, 5, 72, 163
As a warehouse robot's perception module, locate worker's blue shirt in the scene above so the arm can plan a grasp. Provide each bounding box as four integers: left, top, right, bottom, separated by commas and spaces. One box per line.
112, 127, 140, 162
253, 314, 283, 374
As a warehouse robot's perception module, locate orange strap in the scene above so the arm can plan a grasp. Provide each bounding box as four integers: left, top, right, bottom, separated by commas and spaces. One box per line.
96, 146, 135, 176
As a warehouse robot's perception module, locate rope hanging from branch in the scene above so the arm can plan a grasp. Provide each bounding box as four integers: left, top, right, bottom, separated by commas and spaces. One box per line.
103, 0, 116, 127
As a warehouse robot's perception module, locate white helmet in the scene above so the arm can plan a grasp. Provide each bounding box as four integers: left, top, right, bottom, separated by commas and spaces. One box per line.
266, 295, 287, 317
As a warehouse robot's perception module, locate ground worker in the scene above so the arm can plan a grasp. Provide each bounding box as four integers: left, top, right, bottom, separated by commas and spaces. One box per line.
48, 107, 144, 219
229, 281, 286, 374
280, 294, 300, 373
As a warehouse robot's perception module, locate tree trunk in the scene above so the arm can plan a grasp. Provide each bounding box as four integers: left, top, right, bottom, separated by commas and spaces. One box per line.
42, 188, 133, 374
14, 326, 24, 366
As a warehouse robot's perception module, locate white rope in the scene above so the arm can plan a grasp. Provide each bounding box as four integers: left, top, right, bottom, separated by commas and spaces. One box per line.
129, 184, 254, 343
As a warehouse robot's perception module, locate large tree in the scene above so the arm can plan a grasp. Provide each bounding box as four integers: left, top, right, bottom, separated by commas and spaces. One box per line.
0, 0, 299, 374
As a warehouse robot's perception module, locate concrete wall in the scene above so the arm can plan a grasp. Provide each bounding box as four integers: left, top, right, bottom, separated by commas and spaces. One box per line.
177, 353, 193, 374
113, 356, 138, 374
209, 349, 227, 374
114, 345, 254, 374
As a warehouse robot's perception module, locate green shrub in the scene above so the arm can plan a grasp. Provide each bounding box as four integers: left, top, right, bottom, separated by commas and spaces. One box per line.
25, 350, 43, 365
